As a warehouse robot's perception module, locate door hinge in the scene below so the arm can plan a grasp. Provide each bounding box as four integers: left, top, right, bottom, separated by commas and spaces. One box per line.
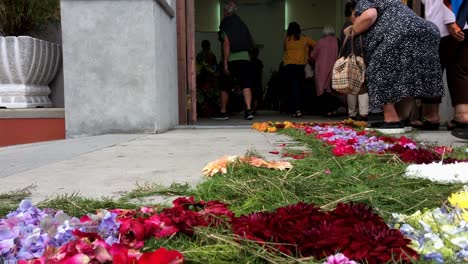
186, 94, 192, 110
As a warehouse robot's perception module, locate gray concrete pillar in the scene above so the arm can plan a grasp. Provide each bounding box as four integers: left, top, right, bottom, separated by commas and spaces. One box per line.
60, 0, 178, 137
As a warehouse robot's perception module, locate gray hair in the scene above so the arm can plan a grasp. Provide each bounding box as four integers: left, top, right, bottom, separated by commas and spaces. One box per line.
224, 1, 238, 14
322, 25, 335, 36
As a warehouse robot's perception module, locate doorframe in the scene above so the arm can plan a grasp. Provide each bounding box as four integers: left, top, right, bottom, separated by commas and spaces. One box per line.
176, 0, 197, 125
176, 0, 422, 125
411, 0, 422, 16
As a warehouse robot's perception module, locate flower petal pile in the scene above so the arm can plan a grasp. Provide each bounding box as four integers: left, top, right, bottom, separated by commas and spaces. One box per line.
1, 197, 235, 263
406, 162, 468, 183
391, 189, 468, 263
252, 121, 295, 132
232, 202, 418, 264
302, 124, 415, 156
201, 155, 237, 177
202, 155, 292, 177
257, 122, 468, 166
323, 253, 358, 264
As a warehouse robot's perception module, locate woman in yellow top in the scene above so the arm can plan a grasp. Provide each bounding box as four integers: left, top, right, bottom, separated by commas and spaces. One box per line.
283, 22, 316, 117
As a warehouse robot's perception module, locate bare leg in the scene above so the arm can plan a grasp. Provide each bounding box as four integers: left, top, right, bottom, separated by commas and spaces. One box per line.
395, 97, 416, 121
242, 88, 252, 110
347, 95, 358, 117
421, 104, 440, 122
383, 103, 400, 122
220, 90, 229, 113
454, 104, 468, 123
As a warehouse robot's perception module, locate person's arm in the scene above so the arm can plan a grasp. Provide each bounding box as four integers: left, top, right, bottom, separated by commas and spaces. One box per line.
223, 36, 230, 75
351, 8, 378, 35
443, 3, 465, 41
309, 41, 320, 62
306, 37, 316, 49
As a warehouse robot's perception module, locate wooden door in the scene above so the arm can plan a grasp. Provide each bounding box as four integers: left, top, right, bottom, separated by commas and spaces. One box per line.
176, 0, 197, 125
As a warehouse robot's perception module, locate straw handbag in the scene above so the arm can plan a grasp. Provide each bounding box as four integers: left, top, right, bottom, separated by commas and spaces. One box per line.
331, 34, 366, 95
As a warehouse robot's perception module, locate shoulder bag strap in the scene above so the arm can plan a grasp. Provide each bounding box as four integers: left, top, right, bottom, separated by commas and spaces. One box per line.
338, 34, 350, 59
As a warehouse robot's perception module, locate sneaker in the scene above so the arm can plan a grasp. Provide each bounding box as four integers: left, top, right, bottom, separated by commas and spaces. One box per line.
210, 112, 229, 120
365, 121, 405, 134
244, 110, 254, 120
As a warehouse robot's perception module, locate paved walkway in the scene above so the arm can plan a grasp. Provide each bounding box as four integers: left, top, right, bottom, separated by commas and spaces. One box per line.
0, 129, 294, 202
0, 128, 466, 203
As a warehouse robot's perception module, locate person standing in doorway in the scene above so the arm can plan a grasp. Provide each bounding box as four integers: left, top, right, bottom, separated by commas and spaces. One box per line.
340, 1, 369, 121
211, 0, 255, 120
310, 25, 339, 117
283, 22, 316, 118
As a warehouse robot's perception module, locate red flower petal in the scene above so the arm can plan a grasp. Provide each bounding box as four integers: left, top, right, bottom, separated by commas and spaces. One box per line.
110, 243, 138, 264
138, 248, 184, 264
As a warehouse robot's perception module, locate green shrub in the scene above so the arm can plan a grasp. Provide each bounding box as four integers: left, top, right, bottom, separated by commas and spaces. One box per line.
0, 0, 60, 36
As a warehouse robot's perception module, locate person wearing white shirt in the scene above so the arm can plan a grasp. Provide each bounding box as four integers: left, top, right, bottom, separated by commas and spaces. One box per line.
414, 0, 468, 133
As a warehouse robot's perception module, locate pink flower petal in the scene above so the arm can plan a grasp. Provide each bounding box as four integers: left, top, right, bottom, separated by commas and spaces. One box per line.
61, 254, 91, 264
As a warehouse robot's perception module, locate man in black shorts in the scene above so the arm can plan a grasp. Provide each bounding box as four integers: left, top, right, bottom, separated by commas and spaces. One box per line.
211, 0, 255, 120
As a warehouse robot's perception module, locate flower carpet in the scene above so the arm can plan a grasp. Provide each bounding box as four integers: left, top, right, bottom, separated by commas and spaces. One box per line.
1, 121, 468, 263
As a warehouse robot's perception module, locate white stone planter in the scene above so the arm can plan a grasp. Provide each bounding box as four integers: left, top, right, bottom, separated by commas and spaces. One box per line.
0, 36, 61, 108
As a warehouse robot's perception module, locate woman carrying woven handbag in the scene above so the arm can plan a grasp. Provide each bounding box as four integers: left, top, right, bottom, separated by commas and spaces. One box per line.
341, 0, 443, 134
332, 32, 366, 96
338, 1, 369, 121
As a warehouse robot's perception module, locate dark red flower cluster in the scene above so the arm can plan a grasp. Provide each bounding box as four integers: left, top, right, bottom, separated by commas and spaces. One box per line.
389, 145, 441, 164
231, 202, 418, 264
160, 197, 234, 235
116, 197, 234, 249
389, 145, 468, 165
378, 136, 415, 146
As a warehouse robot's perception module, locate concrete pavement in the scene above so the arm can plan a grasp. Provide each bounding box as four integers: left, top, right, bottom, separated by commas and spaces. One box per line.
0, 128, 466, 203
0, 129, 295, 202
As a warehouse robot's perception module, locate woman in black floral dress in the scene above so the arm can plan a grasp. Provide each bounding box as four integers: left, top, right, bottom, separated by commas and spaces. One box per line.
345, 0, 444, 133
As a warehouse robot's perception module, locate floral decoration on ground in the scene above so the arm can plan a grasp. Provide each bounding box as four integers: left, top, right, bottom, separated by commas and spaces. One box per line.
251, 121, 295, 132
391, 188, 468, 263
281, 150, 311, 160
232, 202, 418, 264
0, 197, 234, 263
406, 161, 468, 183
202, 155, 292, 177
2, 198, 421, 264
323, 253, 357, 264
251, 121, 468, 165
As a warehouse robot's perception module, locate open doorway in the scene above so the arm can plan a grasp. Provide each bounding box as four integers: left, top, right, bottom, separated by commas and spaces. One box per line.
178, 0, 423, 126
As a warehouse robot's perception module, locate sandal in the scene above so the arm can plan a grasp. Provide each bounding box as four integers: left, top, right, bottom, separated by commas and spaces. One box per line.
452, 129, 468, 140
447, 120, 468, 131
410, 119, 440, 131
292, 111, 302, 118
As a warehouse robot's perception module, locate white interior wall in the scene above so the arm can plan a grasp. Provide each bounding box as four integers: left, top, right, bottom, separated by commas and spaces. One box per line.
237, 1, 285, 88
194, 0, 346, 101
